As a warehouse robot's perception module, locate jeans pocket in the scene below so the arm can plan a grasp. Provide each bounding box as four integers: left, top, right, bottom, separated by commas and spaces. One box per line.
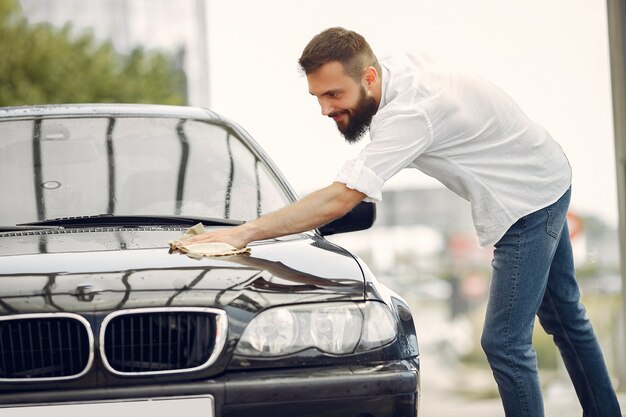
546, 207, 560, 239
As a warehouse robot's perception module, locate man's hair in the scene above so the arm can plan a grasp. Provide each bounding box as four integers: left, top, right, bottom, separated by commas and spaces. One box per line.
298, 27, 381, 81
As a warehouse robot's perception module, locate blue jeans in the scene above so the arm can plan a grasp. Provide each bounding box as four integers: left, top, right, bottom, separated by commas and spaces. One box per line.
481, 188, 622, 417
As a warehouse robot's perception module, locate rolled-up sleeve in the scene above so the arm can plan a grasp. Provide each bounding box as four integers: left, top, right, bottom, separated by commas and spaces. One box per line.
335, 154, 385, 202
335, 105, 433, 203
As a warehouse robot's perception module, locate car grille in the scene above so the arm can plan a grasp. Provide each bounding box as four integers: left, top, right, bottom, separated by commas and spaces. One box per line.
100, 308, 227, 375
0, 314, 93, 381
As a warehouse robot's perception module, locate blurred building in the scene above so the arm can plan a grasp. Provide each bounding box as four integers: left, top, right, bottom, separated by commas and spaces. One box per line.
376, 187, 474, 232
330, 187, 620, 282
18, 0, 210, 107
329, 187, 489, 274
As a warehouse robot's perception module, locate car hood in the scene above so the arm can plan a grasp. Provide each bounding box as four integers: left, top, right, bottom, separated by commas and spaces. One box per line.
0, 227, 365, 315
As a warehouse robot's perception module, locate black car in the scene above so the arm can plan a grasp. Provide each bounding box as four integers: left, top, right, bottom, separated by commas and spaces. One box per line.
0, 104, 420, 417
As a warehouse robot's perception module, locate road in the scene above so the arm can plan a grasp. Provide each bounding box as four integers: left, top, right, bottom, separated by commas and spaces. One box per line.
405, 296, 626, 416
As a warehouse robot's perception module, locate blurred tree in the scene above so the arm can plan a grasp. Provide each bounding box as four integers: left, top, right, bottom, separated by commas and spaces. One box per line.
0, 0, 186, 106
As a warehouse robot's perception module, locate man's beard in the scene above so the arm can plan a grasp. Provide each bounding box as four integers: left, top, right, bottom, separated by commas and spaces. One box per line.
331, 87, 378, 144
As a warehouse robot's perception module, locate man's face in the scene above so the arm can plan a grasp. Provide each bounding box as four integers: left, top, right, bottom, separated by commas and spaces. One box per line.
307, 61, 378, 143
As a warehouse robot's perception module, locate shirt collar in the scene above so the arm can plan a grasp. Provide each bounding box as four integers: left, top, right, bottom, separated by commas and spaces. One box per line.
377, 64, 390, 112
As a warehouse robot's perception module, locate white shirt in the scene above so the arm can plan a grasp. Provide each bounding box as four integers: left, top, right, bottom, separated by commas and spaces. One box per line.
335, 52, 572, 247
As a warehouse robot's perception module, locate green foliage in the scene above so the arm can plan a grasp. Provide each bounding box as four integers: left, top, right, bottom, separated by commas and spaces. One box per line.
0, 0, 186, 106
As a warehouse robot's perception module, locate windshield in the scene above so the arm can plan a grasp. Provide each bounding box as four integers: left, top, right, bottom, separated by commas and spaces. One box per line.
0, 116, 291, 225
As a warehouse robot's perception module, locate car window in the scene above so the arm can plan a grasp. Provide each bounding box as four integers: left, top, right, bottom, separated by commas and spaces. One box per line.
0, 117, 291, 224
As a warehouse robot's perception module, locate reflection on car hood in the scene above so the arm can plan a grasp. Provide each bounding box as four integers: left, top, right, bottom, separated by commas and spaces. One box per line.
0, 227, 364, 315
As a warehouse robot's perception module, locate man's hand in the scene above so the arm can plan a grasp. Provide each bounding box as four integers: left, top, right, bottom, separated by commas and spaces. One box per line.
181, 223, 254, 249
180, 182, 366, 248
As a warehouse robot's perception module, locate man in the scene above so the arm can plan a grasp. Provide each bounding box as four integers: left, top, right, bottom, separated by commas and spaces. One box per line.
187, 27, 621, 417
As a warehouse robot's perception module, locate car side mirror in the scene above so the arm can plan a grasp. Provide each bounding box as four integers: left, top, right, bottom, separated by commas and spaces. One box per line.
318, 201, 376, 236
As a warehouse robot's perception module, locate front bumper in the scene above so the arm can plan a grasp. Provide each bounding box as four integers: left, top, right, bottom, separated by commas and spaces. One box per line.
0, 359, 419, 417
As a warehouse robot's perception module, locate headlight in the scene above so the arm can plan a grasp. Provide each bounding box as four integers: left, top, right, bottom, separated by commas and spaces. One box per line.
234, 301, 397, 357
241, 308, 298, 355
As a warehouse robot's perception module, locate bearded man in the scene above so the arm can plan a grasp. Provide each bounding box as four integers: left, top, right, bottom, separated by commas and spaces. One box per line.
186, 27, 622, 417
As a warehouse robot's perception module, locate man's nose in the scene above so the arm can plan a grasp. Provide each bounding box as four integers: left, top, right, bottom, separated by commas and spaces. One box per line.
320, 100, 334, 116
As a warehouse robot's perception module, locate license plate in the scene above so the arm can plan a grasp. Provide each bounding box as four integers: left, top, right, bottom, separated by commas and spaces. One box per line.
0, 396, 214, 417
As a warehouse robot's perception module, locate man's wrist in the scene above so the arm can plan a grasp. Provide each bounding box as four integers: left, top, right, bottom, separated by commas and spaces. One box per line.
240, 221, 261, 245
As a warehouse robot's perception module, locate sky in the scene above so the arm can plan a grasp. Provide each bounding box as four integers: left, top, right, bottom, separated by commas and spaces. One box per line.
205, 0, 618, 226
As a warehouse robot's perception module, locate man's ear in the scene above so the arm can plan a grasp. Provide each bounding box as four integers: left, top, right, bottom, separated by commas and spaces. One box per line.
363, 66, 378, 89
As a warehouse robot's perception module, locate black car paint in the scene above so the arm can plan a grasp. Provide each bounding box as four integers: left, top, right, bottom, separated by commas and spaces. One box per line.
0, 104, 419, 417
0, 226, 418, 385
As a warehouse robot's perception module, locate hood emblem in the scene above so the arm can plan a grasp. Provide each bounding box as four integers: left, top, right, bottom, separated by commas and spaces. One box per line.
75, 284, 102, 302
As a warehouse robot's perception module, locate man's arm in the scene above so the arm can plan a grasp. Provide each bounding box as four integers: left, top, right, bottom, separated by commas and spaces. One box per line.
183, 182, 366, 248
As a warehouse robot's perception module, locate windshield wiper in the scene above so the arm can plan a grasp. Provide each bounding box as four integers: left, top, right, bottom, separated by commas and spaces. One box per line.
16, 214, 244, 228
0, 225, 61, 232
